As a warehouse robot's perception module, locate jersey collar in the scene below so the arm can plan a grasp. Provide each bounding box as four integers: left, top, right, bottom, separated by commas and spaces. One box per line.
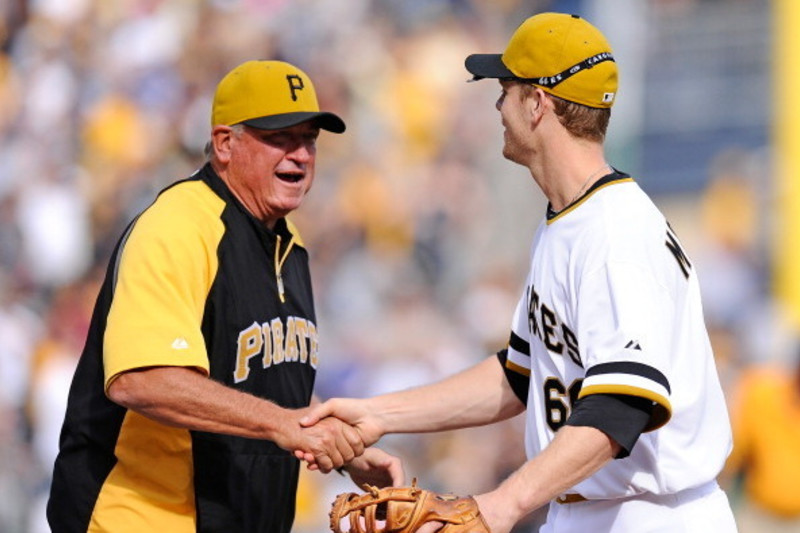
198, 163, 304, 247
546, 169, 633, 224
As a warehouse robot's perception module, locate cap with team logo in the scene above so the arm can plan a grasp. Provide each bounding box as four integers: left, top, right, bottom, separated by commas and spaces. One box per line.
211, 60, 346, 133
465, 13, 618, 109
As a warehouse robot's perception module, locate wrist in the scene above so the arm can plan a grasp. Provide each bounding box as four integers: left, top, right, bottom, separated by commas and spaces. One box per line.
262, 404, 300, 449
474, 491, 522, 533
368, 397, 398, 437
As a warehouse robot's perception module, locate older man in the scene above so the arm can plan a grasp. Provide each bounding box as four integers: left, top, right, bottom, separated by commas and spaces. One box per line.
48, 60, 400, 533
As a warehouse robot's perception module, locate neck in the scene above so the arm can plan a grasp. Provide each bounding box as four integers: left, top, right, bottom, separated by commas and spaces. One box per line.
529, 142, 609, 213
211, 162, 279, 230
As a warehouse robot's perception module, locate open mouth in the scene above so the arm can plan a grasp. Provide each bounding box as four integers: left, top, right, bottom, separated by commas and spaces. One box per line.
276, 172, 304, 183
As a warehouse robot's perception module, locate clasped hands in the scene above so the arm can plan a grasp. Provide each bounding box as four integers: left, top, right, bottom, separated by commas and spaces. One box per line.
290, 398, 401, 487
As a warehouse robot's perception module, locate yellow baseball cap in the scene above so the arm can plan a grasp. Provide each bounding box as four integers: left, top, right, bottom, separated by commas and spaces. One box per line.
465, 13, 618, 108
211, 60, 345, 133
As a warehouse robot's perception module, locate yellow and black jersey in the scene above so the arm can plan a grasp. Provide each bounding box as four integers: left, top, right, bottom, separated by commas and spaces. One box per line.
47, 163, 318, 532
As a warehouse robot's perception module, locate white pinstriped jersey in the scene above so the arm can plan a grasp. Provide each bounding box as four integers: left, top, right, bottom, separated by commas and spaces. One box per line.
504, 171, 732, 500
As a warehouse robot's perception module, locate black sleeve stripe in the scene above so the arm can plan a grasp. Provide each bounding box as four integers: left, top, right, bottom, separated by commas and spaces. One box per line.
496, 349, 528, 406
565, 393, 654, 458
508, 331, 530, 357
585, 361, 671, 393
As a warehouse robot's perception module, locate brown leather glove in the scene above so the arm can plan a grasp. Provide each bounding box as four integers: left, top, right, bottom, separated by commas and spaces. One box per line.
329, 478, 491, 533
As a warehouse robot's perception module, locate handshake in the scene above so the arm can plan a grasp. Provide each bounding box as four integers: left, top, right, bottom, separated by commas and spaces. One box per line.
287, 397, 402, 488
288, 398, 491, 533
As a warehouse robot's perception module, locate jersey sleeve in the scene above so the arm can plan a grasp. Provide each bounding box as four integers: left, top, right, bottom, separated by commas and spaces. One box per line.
103, 182, 226, 391
566, 393, 654, 457
497, 348, 529, 405
576, 259, 672, 431
497, 291, 532, 404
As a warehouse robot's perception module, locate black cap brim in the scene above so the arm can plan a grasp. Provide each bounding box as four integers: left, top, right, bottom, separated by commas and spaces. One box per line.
242, 111, 346, 134
465, 54, 515, 80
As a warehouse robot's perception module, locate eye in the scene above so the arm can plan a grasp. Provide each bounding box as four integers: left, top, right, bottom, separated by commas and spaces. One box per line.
266, 133, 290, 144
252, 131, 284, 146
497, 89, 507, 107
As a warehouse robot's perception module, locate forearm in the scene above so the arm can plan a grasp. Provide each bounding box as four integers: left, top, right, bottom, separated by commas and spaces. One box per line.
478, 425, 620, 528
370, 356, 524, 434
108, 366, 296, 442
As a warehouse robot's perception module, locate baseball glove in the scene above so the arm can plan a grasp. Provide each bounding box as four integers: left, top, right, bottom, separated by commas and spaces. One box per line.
329, 478, 490, 533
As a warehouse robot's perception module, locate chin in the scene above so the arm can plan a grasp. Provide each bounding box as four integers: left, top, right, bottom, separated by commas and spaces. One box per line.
502, 146, 521, 165
278, 197, 307, 214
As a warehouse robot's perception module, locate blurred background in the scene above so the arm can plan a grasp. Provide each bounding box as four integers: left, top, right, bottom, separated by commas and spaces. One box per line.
2, 0, 799, 531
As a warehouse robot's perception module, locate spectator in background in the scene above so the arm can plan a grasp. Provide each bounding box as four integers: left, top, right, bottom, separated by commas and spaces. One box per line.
26, 276, 99, 533
723, 346, 800, 532
0, 273, 42, 533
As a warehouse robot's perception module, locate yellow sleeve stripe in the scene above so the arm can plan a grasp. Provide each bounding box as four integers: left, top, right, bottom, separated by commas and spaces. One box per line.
505, 359, 531, 377
579, 383, 672, 432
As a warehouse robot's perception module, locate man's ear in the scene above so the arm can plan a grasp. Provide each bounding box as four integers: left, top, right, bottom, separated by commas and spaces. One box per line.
527, 86, 545, 119
211, 125, 233, 164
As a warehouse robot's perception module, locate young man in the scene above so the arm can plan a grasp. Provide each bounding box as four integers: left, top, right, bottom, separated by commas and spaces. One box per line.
301, 13, 737, 532
47, 60, 400, 533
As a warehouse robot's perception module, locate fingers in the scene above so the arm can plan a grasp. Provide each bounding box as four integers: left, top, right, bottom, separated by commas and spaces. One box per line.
294, 450, 315, 463
336, 447, 406, 489
367, 448, 405, 487
323, 417, 364, 466
342, 421, 366, 458
294, 450, 321, 471
312, 424, 345, 472
314, 451, 336, 473
300, 398, 384, 449
298, 416, 368, 473
386, 455, 405, 486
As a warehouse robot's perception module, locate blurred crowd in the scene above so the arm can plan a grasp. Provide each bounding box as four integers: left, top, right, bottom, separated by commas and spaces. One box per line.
1, 0, 798, 532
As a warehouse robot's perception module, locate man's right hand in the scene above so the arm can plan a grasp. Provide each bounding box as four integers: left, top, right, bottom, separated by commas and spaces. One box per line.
301, 398, 383, 445
280, 407, 366, 473
294, 398, 384, 469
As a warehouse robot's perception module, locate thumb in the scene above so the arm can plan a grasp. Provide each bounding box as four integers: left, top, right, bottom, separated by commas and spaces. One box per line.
299, 401, 333, 427
389, 460, 405, 487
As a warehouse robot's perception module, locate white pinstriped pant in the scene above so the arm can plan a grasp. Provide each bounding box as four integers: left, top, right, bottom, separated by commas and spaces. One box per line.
540, 481, 738, 532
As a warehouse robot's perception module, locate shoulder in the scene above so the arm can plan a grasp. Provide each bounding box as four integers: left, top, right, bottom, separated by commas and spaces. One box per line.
590, 181, 666, 256
134, 178, 226, 240
117, 178, 228, 268
148, 178, 226, 223
595, 179, 662, 229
